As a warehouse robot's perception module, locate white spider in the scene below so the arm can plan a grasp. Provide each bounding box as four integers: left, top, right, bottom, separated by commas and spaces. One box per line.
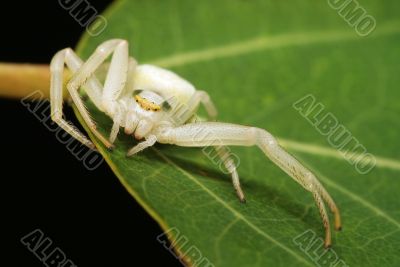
50, 39, 341, 247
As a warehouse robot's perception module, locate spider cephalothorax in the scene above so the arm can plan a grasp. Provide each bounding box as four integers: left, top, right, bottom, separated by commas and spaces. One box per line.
50, 39, 341, 248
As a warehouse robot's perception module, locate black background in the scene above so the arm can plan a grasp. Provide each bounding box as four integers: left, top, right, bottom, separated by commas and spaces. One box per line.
2, 1, 179, 266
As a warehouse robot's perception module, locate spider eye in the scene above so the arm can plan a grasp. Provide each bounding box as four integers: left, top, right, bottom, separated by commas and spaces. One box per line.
161, 101, 172, 111
133, 89, 143, 96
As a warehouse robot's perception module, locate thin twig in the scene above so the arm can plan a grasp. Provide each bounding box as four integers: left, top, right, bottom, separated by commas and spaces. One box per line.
0, 63, 68, 100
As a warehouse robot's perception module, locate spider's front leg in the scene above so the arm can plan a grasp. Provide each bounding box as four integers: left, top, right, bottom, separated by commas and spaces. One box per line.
68, 39, 131, 147
156, 122, 341, 248
50, 39, 132, 149
50, 48, 107, 149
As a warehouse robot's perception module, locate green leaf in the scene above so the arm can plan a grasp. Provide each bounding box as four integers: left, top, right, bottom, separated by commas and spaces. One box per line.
74, 1, 400, 266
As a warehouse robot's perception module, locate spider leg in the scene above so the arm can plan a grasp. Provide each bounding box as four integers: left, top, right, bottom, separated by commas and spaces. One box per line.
156, 122, 341, 247
313, 192, 331, 248
172, 92, 245, 202
109, 105, 123, 143
318, 183, 342, 231
101, 40, 129, 108
215, 146, 246, 202
191, 92, 244, 201
109, 57, 138, 143
126, 135, 157, 157
67, 39, 130, 148
174, 90, 217, 123
50, 48, 105, 149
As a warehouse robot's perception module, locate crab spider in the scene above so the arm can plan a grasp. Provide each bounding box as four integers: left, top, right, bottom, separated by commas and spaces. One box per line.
50, 39, 341, 248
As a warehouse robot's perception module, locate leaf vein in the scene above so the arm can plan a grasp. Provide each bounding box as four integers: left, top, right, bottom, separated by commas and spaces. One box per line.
149, 21, 400, 68
278, 138, 400, 172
